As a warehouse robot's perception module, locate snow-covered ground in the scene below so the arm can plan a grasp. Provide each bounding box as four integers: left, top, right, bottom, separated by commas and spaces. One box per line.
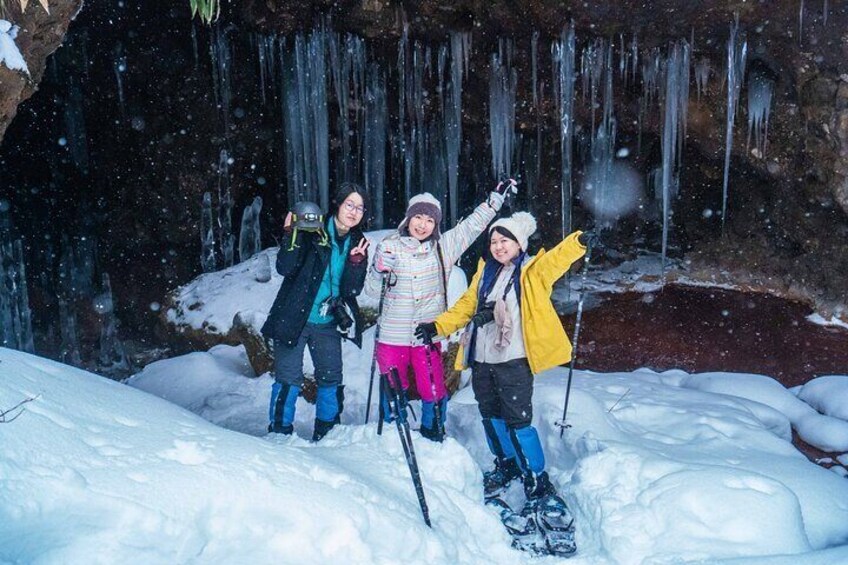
3, 333, 848, 563
6, 238, 847, 563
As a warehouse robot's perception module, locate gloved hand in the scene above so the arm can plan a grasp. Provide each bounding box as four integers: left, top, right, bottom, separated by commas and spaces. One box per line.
415, 322, 438, 345
495, 178, 518, 195
487, 191, 506, 212
578, 230, 599, 248
374, 249, 397, 273
488, 178, 518, 211
470, 301, 495, 327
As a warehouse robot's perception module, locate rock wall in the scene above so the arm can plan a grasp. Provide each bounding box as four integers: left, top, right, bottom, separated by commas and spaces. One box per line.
0, 0, 82, 142
238, 0, 848, 317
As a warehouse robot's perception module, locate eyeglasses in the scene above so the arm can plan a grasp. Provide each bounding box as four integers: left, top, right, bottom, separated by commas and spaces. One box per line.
343, 200, 365, 214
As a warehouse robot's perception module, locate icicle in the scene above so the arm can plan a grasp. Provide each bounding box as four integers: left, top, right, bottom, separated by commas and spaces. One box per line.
489, 39, 517, 180
201, 191, 216, 272
13, 240, 33, 353
397, 25, 410, 203
532, 31, 539, 107
58, 299, 82, 366
209, 24, 233, 135
96, 272, 129, 372
619, 33, 627, 85
630, 34, 639, 87
217, 149, 234, 268
191, 21, 200, 71
799, 0, 804, 45
552, 24, 576, 236
678, 43, 690, 163
114, 51, 127, 118
0, 238, 34, 352
444, 31, 469, 226
695, 57, 712, 100
721, 17, 747, 232
581, 37, 620, 232
64, 75, 89, 174
257, 34, 273, 106
282, 30, 330, 209
239, 196, 263, 262
823, 0, 829, 25
746, 69, 775, 159
364, 62, 388, 227
581, 39, 607, 136
0, 250, 13, 349
329, 32, 366, 184
659, 41, 690, 277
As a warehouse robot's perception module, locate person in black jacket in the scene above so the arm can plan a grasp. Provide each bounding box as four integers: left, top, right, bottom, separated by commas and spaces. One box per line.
261, 183, 370, 441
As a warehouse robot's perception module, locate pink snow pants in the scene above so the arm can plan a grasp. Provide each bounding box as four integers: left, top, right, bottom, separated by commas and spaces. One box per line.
376, 342, 447, 402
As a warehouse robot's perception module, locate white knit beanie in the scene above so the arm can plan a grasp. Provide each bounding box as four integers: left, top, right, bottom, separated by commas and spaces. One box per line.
489, 212, 537, 251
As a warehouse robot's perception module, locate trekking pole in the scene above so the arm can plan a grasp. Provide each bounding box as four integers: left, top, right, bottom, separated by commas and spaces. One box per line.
559, 239, 594, 437
381, 368, 432, 527
422, 338, 444, 440
366, 272, 394, 424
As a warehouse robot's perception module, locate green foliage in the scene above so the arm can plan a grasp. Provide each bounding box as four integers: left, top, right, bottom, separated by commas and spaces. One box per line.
190, 0, 220, 25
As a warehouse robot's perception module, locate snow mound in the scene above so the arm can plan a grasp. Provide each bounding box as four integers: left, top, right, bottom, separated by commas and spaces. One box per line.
125, 344, 848, 562
0, 347, 518, 563
669, 371, 848, 453
796, 375, 848, 421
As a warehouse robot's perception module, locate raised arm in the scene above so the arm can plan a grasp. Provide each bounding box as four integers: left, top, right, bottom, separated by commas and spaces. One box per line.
528, 231, 587, 289
275, 229, 310, 277
439, 201, 497, 266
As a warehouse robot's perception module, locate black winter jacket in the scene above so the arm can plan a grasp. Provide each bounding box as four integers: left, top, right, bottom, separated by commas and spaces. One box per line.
260, 219, 368, 348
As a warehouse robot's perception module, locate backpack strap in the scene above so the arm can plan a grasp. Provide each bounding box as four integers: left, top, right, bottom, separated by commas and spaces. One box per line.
435, 242, 449, 311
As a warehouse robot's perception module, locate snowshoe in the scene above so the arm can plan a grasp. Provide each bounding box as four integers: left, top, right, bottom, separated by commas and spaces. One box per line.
523, 493, 577, 557
486, 496, 548, 555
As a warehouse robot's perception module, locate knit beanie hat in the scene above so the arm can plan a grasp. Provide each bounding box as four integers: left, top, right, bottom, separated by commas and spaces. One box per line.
489, 212, 537, 251
399, 192, 442, 238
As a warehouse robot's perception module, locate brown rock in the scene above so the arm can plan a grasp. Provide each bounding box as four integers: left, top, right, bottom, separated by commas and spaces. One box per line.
0, 0, 82, 142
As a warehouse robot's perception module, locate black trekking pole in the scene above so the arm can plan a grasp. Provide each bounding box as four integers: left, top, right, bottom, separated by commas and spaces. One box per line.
366, 271, 394, 425
559, 239, 594, 438
421, 337, 444, 440
381, 368, 432, 527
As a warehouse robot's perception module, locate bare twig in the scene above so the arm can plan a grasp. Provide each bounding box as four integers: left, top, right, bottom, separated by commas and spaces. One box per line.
607, 388, 631, 413
0, 394, 40, 423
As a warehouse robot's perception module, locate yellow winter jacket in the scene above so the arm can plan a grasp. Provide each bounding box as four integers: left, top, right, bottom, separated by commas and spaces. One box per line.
434, 231, 586, 375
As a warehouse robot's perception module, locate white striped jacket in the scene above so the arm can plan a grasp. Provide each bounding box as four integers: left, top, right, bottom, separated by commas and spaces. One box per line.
366, 202, 497, 345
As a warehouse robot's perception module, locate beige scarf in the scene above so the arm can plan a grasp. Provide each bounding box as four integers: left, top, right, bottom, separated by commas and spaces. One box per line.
493, 297, 514, 349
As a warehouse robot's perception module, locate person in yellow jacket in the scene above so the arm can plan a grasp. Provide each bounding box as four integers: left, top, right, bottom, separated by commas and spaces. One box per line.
415, 211, 595, 504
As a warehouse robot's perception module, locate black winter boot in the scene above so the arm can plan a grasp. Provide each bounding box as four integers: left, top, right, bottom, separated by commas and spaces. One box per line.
523, 471, 556, 501
268, 422, 294, 435
418, 421, 445, 443
312, 418, 336, 442
484, 457, 523, 498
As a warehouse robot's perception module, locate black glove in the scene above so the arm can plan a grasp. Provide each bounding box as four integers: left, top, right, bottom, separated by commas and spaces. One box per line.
495, 177, 518, 194
578, 230, 599, 248
470, 302, 495, 327
414, 322, 438, 345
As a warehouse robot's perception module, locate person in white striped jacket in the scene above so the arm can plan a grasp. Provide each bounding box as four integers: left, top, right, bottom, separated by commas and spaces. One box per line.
366, 184, 513, 441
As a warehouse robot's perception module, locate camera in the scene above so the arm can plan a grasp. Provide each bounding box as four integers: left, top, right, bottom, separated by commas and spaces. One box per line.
321, 296, 353, 332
